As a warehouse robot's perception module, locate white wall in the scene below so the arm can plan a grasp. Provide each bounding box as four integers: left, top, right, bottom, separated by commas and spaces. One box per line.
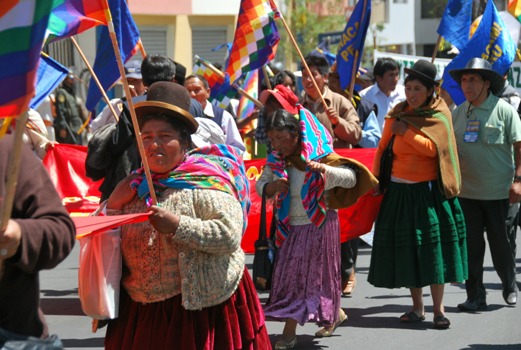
192, 0, 240, 15
377, 2, 415, 50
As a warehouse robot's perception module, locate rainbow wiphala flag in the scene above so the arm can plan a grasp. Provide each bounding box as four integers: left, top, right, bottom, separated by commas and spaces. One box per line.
225, 0, 280, 84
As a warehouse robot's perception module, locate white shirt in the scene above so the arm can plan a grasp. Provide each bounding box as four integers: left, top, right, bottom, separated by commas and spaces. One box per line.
90, 98, 124, 133
360, 83, 405, 131
203, 101, 246, 153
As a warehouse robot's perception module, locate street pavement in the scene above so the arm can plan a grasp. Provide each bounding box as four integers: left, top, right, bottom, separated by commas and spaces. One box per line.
40, 234, 521, 350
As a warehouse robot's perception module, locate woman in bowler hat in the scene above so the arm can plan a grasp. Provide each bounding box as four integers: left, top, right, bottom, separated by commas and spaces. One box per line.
369, 60, 467, 329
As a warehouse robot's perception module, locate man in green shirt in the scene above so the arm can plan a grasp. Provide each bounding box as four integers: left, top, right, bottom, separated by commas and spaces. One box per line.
450, 58, 521, 310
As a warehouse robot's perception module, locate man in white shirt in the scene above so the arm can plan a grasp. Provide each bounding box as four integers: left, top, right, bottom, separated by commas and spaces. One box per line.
360, 57, 405, 132
184, 74, 246, 153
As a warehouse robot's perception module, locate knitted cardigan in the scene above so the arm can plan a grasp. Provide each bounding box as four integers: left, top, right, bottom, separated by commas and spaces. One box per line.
109, 187, 245, 310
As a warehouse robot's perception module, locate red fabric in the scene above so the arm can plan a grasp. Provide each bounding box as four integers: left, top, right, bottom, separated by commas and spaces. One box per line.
73, 213, 151, 239
42, 145, 377, 253
43, 144, 102, 214
339, 190, 383, 243
105, 268, 271, 350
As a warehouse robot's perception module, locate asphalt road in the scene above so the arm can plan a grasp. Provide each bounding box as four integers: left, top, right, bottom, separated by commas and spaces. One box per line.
40, 234, 521, 350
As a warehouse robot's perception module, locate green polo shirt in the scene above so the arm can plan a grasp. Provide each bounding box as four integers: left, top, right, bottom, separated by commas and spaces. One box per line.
452, 93, 521, 200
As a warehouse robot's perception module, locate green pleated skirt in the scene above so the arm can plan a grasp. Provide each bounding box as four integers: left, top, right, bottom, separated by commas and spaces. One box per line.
368, 180, 468, 289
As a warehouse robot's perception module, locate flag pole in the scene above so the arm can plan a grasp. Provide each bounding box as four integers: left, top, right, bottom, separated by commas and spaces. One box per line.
0, 111, 30, 277
70, 36, 120, 123
137, 39, 147, 58
262, 66, 272, 90
103, 7, 157, 204
431, 36, 442, 63
276, 13, 328, 110
195, 56, 263, 108
347, 0, 368, 99
348, 50, 359, 99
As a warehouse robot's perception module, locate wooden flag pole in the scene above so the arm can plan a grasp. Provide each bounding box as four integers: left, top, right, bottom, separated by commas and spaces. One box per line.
348, 50, 359, 99
137, 39, 147, 58
0, 111, 30, 277
262, 66, 272, 90
347, 0, 368, 99
70, 36, 120, 123
195, 56, 263, 108
276, 14, 328, 110
104, 13, 157, 204
516, 48, 521, 62
431, 36, 442, 63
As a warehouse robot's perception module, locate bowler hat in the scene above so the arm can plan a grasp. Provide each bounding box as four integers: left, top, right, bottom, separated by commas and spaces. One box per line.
449, 58, 503, 94
404, 60, 438, 86
134, 81, 199, 134
259, 84, 299, 114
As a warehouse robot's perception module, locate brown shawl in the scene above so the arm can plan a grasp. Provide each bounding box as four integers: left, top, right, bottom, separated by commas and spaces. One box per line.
387, 96, 461, 198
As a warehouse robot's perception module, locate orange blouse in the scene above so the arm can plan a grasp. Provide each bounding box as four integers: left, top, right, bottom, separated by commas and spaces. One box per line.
373, 118, 438, 182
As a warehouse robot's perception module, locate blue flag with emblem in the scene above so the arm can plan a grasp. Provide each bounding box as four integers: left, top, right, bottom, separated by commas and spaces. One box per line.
441, 0, 516, 106
335, 0, 371, 90
436, 0, 472, 50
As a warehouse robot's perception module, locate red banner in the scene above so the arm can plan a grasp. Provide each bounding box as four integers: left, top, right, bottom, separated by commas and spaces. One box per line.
43, 144, 103, 215
43, 145, 377, 253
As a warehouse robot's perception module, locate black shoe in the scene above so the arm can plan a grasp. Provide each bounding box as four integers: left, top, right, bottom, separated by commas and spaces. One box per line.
503, 290, 517, 305
457, 299, 488, 311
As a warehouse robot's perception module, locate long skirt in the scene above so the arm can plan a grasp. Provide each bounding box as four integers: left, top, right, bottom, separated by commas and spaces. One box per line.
264, 210, 341, 327
105, 268, 271, 350
368, 180, 468, 289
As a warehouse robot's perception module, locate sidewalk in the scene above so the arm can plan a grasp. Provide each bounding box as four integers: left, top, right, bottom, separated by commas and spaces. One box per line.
40, 236, 521, 349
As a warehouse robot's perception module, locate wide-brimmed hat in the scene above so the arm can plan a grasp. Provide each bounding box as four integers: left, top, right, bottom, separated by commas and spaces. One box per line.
404, 60, 438, 86
449, 58, 503, 94
259, 84, 299, 114
134, 81, 199, 134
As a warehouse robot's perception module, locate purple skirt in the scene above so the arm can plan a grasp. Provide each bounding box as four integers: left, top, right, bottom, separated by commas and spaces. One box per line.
264, 210, 341, 327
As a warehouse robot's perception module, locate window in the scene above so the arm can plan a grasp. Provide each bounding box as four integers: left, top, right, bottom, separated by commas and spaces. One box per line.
421, 0, 447, 19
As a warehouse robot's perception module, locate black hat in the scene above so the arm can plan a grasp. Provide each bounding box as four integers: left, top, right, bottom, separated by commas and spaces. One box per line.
404, 60, 438, 86
174, 61, 187, 85
134, 81, 199, 134
449, 58, 503, 94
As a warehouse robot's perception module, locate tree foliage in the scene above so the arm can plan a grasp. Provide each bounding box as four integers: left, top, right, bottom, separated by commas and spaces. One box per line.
277, 0, 346, 66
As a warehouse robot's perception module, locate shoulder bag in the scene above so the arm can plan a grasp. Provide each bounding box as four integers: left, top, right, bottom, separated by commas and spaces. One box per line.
252, 183, 277, 291
378, 134, 395, 192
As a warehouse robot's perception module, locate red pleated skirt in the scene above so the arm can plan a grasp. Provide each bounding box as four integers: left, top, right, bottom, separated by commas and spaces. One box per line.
105, 268, 272, 350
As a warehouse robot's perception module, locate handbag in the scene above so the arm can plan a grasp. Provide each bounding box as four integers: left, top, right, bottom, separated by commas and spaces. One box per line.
78, 228, 122, 320
0, 327, 63, 350
378, 134, 395, 192
252, 183, 277, 291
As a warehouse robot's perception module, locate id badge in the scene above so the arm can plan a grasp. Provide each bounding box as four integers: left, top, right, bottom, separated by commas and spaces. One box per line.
464, 120, 480, 143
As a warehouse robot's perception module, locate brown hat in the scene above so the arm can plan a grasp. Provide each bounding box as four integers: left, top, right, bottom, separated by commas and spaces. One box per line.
259, 84, 299, 114
134, 81, 199, 134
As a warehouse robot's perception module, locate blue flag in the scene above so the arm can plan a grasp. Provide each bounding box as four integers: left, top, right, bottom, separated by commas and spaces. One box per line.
436, 0, 472, 50
30, 54, 68, 110
335, 0, 371, 91
441, 0, 517, 105
85, 0, 140, 112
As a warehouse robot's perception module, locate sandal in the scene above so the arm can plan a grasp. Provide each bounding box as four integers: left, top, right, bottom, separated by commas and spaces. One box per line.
433, 315, 451, 329
274, 336, 297, 349
342, 280, 356, 296
399, 311, 425, 323
315, 308, 348, 338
